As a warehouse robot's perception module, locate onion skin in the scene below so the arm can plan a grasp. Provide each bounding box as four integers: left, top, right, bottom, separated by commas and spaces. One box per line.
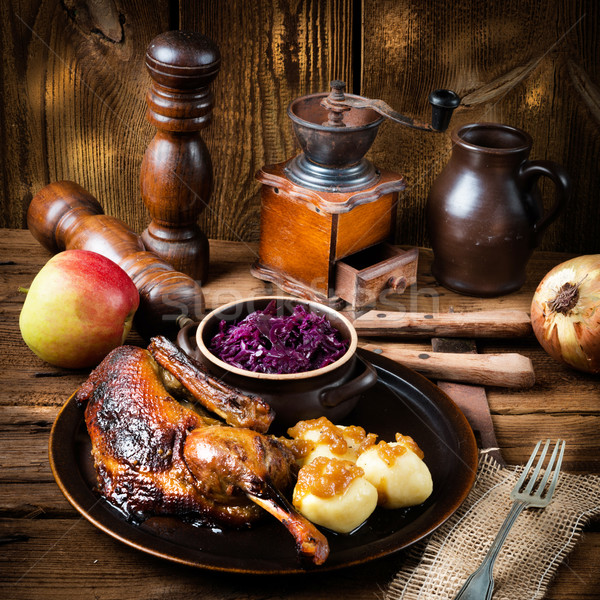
530, 255, 600, 374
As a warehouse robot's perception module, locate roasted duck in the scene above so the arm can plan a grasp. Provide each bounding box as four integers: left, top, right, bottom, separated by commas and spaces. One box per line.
184, 426, 329, 564
148, 334, 274, 433
75, 337, 329, 565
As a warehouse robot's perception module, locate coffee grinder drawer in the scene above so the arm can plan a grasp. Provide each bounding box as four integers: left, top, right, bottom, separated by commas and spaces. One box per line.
335, 244, 418, 308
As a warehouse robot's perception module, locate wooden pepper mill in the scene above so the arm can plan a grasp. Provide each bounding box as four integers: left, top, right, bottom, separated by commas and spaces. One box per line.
27, 181, 205, 338
140, 30, 221, 284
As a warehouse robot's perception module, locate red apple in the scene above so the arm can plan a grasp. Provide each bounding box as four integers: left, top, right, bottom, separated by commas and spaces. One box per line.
19, 249, 140, 369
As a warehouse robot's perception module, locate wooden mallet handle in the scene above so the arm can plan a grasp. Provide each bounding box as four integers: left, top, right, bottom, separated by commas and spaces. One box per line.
27, 180, 205, 338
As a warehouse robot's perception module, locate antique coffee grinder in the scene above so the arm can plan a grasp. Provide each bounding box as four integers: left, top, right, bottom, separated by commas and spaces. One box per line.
251, 81, 460, 307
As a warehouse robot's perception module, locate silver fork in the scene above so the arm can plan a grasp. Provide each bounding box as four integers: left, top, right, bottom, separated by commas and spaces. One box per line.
453, 439, 566, 600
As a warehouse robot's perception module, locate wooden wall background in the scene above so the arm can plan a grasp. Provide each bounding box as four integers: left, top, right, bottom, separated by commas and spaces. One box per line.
1, 0, 598, 254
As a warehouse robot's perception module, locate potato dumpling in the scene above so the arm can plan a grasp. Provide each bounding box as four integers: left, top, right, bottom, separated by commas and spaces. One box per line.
356, 434, 433, 509
287, 417, 377, 466
293, 456, 378, 533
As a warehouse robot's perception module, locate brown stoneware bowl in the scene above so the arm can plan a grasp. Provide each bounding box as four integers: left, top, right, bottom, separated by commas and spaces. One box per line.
176, 296, 377, 430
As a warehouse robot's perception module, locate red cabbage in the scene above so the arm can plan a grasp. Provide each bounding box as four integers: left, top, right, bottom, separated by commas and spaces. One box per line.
209, 301, 349, 374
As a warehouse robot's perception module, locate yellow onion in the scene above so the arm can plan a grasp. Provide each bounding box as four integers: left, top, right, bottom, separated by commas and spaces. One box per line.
530, 255, 600, 373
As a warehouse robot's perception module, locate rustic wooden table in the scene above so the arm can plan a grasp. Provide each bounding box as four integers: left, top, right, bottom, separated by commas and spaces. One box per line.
1, 229, 598, 599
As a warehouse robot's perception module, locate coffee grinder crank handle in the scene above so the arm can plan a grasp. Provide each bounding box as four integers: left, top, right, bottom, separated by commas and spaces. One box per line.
321, 81, 460, 132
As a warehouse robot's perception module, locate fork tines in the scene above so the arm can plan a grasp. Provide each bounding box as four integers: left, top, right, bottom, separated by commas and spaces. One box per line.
512, 439, 566, 505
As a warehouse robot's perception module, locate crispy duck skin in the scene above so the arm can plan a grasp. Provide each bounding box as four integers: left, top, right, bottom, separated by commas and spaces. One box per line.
184, 427, 329, 565
75, 344, 330, 564
74, 345, 261, 525
148, 335, 274, 433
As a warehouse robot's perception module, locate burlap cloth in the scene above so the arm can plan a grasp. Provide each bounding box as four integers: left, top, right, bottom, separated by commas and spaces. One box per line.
385, 453, 600, 600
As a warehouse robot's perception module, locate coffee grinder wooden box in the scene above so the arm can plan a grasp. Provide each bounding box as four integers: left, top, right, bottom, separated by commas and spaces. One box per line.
251, 82, 458, 307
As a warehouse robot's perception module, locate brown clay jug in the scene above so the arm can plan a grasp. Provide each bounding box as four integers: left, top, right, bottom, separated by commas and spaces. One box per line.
426, 123, 570, 296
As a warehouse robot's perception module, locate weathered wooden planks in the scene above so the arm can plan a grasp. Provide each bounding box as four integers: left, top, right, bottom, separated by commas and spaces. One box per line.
1, 229, 599, 600
180, 0, 355, 243
2, 229, 600, 469
2, 1, 599, 255
0, 1, 168, 231
0, 518, 597, 599
1, 229, 597, 411
361, 0, 600, 254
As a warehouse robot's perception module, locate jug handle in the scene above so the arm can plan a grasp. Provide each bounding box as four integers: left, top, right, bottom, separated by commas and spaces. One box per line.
518, 160, 571, 240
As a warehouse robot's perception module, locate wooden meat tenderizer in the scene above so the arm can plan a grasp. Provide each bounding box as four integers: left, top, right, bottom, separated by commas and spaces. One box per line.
27, 180, 205, 338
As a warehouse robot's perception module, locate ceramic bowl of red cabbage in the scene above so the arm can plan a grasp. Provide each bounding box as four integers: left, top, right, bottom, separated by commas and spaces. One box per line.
177, 296, 377, 429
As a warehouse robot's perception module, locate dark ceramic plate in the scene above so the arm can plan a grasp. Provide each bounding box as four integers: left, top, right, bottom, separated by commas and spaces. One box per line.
48, 349, 478, 574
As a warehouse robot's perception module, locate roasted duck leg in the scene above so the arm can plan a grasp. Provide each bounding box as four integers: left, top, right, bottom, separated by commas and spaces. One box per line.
148, 336, 274, 433
75, 345, 212, 519
75, 344, 329, 564
184, 426, 330, 565
74, 345, 259, 525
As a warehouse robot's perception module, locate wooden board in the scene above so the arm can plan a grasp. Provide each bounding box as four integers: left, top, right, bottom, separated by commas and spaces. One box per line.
362, 0, 600, 254
1, 229, 599, 600
1, 1, 599, 256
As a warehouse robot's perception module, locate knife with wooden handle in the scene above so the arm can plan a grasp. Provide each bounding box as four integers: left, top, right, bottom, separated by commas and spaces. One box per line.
360, 343, 535, 389
352, 309, 532, 338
